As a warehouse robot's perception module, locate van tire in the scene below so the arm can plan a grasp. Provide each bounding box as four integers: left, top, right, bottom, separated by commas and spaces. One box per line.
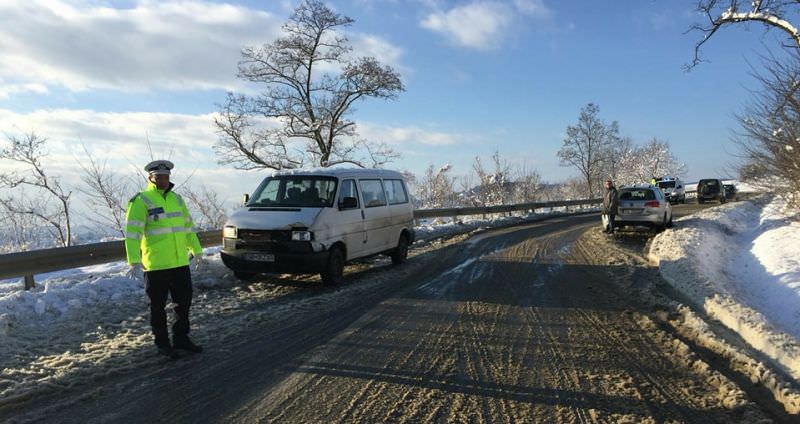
321, 247, 344, 286
391, 234, 409, 265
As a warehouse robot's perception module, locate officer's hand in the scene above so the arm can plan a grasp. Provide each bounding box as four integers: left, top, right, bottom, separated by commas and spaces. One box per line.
127, 263, 144, 281
190, 255, 206, 273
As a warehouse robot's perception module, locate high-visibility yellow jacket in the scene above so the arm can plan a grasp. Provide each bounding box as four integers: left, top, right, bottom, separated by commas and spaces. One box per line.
124, 181, 202, 271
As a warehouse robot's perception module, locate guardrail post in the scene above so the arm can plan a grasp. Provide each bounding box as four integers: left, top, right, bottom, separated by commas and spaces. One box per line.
24, 274, 35, 290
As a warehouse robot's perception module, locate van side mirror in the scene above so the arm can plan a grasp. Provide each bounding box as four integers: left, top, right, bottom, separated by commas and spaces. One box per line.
339, 196, 358, 210
242, 193, 250, 205
677, 185, 682, 189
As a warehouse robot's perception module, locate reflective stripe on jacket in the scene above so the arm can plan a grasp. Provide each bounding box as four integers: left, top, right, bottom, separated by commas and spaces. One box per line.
124, 181, 202, 271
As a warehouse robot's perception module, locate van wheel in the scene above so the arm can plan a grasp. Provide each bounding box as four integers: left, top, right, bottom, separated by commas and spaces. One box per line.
321, 247, 344, 286
234, 271, 255, 280
391, 234, 409, 265
666, 213, 674, 228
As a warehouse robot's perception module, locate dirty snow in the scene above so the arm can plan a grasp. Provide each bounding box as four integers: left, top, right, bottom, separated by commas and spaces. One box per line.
650, 193, 800, 382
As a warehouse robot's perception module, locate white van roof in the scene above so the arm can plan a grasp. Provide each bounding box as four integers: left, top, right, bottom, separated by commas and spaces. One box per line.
269, 167, 405, 180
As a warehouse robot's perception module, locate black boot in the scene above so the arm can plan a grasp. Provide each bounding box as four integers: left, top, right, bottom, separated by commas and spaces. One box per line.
156, 343, 179, 359
173, 337, 203, 353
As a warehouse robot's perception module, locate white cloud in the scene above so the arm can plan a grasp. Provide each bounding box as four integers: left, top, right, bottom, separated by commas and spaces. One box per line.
514, 0, 552, 18
0, 1, 408, 96
359, 122, 460, 146
351, 33, 407, 72
0, 82, 49, 99
0, 0, 283, 94
0, 107, 274, 207
420, 0, 553, 50
421, 2, 512, 50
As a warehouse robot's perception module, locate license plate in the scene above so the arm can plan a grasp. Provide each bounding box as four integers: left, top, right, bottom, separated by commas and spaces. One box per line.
246, 253, 275, 262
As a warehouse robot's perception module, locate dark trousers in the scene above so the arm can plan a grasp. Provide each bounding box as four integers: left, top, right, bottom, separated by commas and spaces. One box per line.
606, 213, 616, 233
144, 265, 193, 347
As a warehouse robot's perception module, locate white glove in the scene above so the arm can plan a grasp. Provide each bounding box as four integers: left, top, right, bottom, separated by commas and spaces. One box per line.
127, 263, 145, 281
190, 255, 206, 273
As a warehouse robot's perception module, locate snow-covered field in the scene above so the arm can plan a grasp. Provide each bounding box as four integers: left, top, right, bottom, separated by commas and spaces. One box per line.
650, 192, 800, 383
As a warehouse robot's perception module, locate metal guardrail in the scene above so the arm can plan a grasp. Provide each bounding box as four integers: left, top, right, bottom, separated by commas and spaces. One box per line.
0, 198, 601, 289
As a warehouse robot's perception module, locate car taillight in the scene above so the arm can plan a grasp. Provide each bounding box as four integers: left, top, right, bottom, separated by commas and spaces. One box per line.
644, 201, 660, 208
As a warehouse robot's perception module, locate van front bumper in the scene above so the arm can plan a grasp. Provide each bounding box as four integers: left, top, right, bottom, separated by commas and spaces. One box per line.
221, 249, 328, 274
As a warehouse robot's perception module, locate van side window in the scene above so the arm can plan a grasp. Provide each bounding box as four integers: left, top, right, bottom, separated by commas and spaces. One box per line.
383, 179, 408, 205
360, 179, 387, 208
338, 179, 359, 209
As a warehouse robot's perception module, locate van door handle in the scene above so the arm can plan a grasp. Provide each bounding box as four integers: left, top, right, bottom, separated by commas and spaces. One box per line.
361, 210, 365, 219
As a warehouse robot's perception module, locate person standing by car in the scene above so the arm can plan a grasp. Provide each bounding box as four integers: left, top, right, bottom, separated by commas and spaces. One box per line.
602, 179, 620, 234
124, 160, 205, 358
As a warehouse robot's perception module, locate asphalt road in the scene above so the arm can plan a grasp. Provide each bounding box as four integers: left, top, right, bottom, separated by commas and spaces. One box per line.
5, 199, 787, 423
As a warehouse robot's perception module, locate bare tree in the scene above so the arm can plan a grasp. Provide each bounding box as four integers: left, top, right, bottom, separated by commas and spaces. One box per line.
77, 146, 136, 237
470, 151, 514, 207
0, 132, 73, 247
688, 0, 800, 69
0, 191, 41, 252
557, 103, 620, 198
611, 138, 687, 186
416, 164, 457, 209
513, 162, 542, 204
735, 55, 800, 207
599, 135, 633, 184
182, 184, 229, 230
215, 0, 404, 170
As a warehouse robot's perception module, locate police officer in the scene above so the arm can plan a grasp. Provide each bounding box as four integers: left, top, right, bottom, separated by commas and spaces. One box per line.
125, 160, 205, 358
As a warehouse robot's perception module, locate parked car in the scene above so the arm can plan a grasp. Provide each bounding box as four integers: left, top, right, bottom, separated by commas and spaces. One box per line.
696, 178, 726, 204
221, 168, 415, 284
656, 177, 686, 204
723, 183, 737, 200
613, 185, 673, 231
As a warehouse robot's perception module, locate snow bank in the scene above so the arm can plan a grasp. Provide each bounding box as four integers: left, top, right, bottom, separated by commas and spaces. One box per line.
650, 195, 800, 381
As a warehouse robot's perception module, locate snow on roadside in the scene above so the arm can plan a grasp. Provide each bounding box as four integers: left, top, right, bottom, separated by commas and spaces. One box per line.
650, 195, 800, 383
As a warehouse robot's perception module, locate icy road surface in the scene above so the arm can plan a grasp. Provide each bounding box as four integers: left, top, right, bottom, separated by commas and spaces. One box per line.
2, 206, 795, 423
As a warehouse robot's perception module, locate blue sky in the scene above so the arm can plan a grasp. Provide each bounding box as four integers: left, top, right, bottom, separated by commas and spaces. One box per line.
0, 0, 789, 198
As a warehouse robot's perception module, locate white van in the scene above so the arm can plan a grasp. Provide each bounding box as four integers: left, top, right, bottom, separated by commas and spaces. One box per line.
220, 168, 415, 284
655, 177, 686, 204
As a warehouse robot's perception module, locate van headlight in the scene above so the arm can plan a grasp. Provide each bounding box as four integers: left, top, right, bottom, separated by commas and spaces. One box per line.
223, 225, 237, 239
291, 230, 312, 241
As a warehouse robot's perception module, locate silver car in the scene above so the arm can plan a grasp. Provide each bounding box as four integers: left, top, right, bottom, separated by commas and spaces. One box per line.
613, 185, 673, 231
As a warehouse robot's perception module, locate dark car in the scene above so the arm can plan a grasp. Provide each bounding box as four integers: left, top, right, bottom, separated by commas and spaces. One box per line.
724, 183, 737, 200
697, 179, 726, 204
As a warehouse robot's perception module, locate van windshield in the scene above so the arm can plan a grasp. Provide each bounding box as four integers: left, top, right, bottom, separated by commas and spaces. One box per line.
248, 176, 338, 208
657, 181, 675, 189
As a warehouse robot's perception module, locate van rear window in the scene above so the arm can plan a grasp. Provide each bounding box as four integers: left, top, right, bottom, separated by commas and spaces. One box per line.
383, 179, 409, 205
360, 179, 387, 207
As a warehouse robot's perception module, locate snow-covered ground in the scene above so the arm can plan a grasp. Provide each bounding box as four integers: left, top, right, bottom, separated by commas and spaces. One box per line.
650, 190, 800, 383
